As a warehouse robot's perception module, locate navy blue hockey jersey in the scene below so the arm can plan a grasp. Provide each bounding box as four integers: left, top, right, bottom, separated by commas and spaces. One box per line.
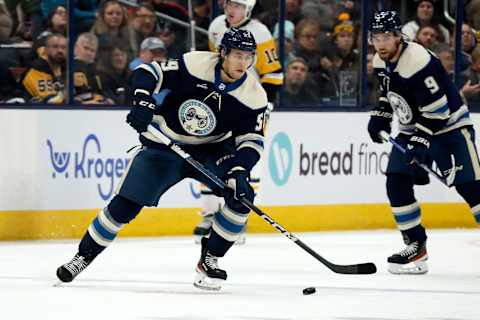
131, 51, 268, 171
373, 41, 472, 135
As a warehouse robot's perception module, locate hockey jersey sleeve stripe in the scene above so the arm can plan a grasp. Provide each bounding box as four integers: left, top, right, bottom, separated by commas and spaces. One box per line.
260, 73, 284, 85
150, 61, 164, 94
421, 106, 450, 120
235, 133, 264, 144
415, 123, 434, 135
136, 64, 160, 82
419, 95, 447, 112
237, 141, 264, 155
379, 96, 389, 103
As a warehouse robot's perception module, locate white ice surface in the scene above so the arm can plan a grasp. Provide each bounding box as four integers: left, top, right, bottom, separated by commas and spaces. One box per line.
1, 230, 479, 320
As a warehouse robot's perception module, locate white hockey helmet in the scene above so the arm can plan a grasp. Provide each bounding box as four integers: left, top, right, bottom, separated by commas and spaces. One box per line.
225, 0, 256, 21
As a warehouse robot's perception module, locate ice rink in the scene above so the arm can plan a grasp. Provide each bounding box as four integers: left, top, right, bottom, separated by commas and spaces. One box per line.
1, 229, 479, 320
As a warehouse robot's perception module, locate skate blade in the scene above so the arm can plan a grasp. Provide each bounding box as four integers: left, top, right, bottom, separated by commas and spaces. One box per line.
193, 271, 224, 291
388, 260, 429, 275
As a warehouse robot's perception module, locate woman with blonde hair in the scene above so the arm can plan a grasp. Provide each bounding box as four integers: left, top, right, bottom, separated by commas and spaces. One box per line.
91, 0, 138, 60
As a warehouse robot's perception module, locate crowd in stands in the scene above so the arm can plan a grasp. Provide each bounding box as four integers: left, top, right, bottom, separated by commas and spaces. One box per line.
1, 0, 480, 110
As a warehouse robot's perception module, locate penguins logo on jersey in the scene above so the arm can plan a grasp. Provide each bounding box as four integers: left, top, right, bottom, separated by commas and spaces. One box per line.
178, 99, 217, 136
387, 92, 413, 124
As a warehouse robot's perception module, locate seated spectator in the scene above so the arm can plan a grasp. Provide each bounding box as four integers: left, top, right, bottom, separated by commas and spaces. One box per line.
99, 44, 131, 105
415, 25, 438, 49
129, 36, 167, 70
273, 20, 296, 62
432, 43, 454, 77
22, 33, 66, 103
324, 19, 359, 72
462, 23, 477, 55
402, 0, 449, 44
461, 46, 480, 112
132, 2, 158, 48
282, 57, 319, 107
73, 32, 112, 104
91, 0, 138, 60
33, 5, 67, 59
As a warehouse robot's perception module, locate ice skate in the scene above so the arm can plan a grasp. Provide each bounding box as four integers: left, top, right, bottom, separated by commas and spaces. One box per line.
194, 237, 227, 291
56, 253, 92, 283
388, 240, 428, 274
193, 211, 214, 244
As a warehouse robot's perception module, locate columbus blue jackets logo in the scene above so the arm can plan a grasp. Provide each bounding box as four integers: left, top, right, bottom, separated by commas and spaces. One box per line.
387, 91, 413, 124
178, 99, 217, 136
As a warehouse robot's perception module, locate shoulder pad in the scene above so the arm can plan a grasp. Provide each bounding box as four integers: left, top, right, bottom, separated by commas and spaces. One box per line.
229, 71, 268, 110
396, 42, 431, 78
244, 19, 273, 44
182, 51, 216, 82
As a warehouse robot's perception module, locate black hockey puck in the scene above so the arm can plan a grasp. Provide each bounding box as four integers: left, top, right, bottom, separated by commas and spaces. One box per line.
302, 287, 316, 295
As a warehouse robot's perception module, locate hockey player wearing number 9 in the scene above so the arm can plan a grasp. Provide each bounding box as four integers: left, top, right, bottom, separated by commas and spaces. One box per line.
368, 10, 480, 274
56, 28, 268, 291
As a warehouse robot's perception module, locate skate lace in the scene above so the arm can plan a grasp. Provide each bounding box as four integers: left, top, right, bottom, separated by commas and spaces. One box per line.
204, 253, 219, 270
397, 242, 419, 257
64, 255, 88, 275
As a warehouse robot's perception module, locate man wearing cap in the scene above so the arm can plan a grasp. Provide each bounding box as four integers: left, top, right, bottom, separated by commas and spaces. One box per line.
129, 37, 167, 71
283, 57, 318, 107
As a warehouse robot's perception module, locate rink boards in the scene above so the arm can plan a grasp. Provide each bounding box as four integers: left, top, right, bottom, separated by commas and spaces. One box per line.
0, 109, 477, 240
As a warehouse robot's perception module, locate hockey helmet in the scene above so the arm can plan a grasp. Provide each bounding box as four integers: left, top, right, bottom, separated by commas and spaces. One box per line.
225, 0, 256, 21
369, 10, 402, 34
219, 28, 257, 54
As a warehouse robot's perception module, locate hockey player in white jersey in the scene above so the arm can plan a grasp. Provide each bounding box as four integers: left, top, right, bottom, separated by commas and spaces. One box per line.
56, 28, 268, 291
193, 0, 283, 243
367, 10, 480, 274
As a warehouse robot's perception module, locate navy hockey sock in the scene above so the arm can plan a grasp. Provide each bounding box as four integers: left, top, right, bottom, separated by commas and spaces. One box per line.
207, 230, 235, 257
456, 181, 480, 224
387, 174, 423, 231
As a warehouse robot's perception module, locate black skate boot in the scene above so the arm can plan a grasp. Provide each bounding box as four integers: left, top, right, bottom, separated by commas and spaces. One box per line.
193, 237, 227, 291
193, 211, 214, 244
56, 253, 93, 283
388, 226, 428, 274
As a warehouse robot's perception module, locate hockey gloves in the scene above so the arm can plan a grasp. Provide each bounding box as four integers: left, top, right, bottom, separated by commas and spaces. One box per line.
224, 168, 254, 214
368, 109, 393, 143
126, 93, 156, 133
405, 133, 430, 164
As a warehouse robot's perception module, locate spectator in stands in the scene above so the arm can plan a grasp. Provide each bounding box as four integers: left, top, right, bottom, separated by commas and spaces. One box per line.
258, 0, 303, 32
462, 23, 477, 55
132, 2, 158, 48
402, 0, 449, 44
5, 0, 43, 41
73, 32, 112, 104
0, 0, 13, 42
414, 25, 438, 49
33, 5, 67, 59
433, 43, 454, 77
91, 0, 138, 60
292, 18, 337, 104
22, 33, 66, 103
129, 36, 167, 70
282, 57, 318, 107
461, 46, 480, 112
273, 20, 296, 62
99, 43, 131, 105
325, 19, 359, 72
192, 0, 211, 51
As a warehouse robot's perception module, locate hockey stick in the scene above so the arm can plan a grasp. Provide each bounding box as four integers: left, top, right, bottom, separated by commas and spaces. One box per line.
379, 131, 456, 187
147, 125, 377, 275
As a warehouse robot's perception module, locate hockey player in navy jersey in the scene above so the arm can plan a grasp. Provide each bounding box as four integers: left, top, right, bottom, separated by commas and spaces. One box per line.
368, 10, 480, 274
56, 28, 268, 290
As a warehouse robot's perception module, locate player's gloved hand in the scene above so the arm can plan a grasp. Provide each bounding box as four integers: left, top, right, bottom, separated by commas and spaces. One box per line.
367, 109, 393, 143
126, 93, 156, 133
405, 133, 431, 164
223, 168, 254, 213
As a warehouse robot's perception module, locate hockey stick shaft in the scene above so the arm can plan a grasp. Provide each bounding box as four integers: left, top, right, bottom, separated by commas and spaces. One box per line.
379, 131, 452, 187
147, 125, 376, 274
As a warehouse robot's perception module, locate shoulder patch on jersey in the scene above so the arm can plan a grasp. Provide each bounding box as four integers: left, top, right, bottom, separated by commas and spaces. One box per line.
244, 19, 274, 44
373, 53, 386, 69
395, 42, 431, 78
229, 71, 268, 110
182, 51, 216, 82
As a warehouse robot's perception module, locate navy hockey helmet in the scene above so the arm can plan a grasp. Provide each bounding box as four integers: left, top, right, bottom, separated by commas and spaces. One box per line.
369, 10, 402, 34
219, 28, 257, 54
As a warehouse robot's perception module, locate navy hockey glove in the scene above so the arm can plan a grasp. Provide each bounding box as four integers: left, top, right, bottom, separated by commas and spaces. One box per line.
224, 168, 254, 213
126, 93, 156, 133
368, 110, 393, 143
405, 134, 431, 164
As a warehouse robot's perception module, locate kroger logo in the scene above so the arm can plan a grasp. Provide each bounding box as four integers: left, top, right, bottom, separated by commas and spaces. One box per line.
269, 132, 293, 186
46, 134, 130, 201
